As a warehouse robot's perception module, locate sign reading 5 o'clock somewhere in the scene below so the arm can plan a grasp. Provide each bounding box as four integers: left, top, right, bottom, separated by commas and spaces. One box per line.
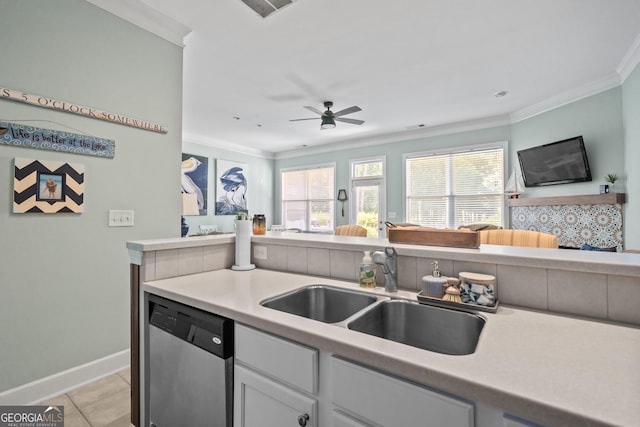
0, 86, 167, 134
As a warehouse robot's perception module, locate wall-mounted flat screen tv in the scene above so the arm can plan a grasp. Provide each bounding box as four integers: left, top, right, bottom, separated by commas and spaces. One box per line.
517, 136, 592, 187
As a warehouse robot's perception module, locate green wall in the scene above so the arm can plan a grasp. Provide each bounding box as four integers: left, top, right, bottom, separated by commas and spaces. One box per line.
182, 142, 275, 232
511, 87, 624, 198
274, 126, 511, 226
623, 64, 640, 248
0, 0, 183, 393
275, 86, 632, 244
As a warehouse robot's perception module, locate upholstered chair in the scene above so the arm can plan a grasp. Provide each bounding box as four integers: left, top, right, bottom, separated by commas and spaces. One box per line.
479, 229, 558, 248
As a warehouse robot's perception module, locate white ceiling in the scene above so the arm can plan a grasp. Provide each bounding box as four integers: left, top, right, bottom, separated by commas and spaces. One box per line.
96, 0, 640, 157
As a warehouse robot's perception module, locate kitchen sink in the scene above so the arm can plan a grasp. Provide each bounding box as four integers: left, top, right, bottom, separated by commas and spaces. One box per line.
347, 300, 485, 355
261, 285, 379, 323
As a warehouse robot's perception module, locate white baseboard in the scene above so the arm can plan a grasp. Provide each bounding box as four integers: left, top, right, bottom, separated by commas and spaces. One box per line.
0, 349, 130, 405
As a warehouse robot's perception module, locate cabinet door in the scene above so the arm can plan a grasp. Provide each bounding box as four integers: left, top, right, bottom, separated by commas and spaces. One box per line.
235, 365, 317, 427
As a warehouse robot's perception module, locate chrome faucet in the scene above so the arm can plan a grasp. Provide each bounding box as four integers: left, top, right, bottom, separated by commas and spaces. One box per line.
372, 247, 398, 292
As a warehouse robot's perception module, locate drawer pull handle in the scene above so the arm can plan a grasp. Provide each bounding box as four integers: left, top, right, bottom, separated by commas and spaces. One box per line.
298, 413, 310, 426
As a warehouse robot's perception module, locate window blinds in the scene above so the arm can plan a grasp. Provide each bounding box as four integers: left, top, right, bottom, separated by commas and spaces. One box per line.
406, 147, 504, 228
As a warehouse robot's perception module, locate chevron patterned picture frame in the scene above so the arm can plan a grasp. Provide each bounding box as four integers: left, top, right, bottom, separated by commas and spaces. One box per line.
13, 158, 85, 213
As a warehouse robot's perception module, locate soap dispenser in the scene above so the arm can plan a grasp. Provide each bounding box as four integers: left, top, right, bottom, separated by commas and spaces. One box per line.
422, 261, 448, 298
359, 251, 376, 288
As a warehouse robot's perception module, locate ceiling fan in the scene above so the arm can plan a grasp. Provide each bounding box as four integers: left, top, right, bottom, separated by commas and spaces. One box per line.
290, 101, 364, 129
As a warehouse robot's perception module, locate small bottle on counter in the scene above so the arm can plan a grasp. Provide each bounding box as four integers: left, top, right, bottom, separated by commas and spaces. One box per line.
422, 260, 448, 298
359, 251, 376, 288
252, 214, 266, 235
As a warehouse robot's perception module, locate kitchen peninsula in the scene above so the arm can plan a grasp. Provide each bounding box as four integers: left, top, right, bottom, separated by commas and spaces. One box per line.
128, 233, 640, 427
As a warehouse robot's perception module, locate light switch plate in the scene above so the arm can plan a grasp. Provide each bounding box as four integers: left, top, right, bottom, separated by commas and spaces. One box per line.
108, 210, 134, 227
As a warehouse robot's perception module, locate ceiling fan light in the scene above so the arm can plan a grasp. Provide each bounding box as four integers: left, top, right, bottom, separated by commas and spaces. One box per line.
321, 116, 336, 129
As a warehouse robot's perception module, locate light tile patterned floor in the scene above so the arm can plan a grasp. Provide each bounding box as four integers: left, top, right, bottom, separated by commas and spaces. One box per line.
39, 369, 132, 427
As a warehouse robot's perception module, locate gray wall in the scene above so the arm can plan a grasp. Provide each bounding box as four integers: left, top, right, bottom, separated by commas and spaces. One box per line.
622, 65, 640, 248
0, 0, 183, 392
182, 142, 275, 233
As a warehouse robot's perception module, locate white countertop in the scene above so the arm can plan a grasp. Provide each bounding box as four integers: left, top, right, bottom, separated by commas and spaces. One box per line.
144, 268, 640, 427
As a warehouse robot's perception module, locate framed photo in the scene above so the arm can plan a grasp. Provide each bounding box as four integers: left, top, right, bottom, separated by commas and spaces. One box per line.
215, 159, 248, 215
14, 157, 84, 213
181, 153, 208, 215
37, 173, 65, 201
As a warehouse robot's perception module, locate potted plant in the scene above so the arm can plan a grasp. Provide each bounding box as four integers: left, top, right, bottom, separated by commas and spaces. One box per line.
605, 173, 618, 192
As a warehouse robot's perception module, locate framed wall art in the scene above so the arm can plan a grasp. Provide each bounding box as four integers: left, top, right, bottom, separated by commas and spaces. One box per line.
215, 159, 248, 215
13, 157, 85, 213
181, 153, 208, 215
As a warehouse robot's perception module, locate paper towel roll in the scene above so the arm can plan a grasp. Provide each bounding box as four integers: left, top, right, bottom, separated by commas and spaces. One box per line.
232, 219, 255, 271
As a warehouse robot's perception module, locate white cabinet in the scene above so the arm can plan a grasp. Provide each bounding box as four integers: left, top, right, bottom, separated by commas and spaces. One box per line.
235, 323, 318, 394
503, 414, 546, 427
235, 325, 478, 427
234, 365, 317, 427
332, 410, 372, 427
234, 324, 319, 427
331, 357, 474, 427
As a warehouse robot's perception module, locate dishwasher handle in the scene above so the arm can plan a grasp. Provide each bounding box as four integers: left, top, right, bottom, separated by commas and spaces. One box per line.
187, 324, 225, 355
149, 294, 234, 359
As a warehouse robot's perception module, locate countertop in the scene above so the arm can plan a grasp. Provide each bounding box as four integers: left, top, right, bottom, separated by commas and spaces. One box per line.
127, 232, 640, 277
144, 268, 640, 427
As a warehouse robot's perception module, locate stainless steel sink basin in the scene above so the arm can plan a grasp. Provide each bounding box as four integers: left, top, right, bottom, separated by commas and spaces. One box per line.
348, 300, 485, 355
261, 285, 379, 323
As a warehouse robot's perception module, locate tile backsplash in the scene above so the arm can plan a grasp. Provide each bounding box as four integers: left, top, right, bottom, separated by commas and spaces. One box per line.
251, 243, 640, 326
138, 241, 640, 326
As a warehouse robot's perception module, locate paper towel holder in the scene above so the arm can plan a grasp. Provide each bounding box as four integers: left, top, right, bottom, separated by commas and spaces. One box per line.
231, 218, 256, 271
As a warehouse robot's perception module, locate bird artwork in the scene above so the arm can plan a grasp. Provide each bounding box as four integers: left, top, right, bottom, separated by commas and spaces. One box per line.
216, 165, 248, 215
181, 156, 205, 212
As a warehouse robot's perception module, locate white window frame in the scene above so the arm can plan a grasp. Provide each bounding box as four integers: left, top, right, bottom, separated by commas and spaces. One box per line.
349, 156, 387, 233
280, 162, 336, 231
402, 141, 508, 228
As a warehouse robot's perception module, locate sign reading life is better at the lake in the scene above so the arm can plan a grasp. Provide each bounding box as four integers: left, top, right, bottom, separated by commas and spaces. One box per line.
0, 122, 115, 158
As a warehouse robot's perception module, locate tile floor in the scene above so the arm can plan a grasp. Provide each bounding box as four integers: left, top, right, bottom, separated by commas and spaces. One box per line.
39, 368, 132, 427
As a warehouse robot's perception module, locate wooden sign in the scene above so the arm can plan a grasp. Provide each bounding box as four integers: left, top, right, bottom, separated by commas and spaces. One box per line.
1, 86, 167, 134
0, 121, 115, 158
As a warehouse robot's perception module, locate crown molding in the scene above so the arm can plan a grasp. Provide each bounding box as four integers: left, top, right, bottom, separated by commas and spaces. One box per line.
274, 114, 511, 160
617, 33, 640, 82
84, 0, 191, 47
510, 73, 621, 124
183, 132, 275, 159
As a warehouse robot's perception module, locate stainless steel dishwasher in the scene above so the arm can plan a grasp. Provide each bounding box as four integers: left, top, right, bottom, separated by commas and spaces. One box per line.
147, 294, 233, 427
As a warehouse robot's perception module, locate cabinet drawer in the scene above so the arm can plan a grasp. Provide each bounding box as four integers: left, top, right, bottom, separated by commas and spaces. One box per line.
236, 324, 318, 394
333, 410, 372, 427
331, 357, 473, 427
503, 414, 546, 427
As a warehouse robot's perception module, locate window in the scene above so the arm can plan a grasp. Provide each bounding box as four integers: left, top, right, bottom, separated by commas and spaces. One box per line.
281, 164, 335, 231
350, 157, 386, 237
405, 144, 504, 228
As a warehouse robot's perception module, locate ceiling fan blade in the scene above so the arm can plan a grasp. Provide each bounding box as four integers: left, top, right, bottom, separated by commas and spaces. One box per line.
335, 117, 364, 125
334, 106, 361, 117
303, 106, 323, 115
290, 117, 320, 122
